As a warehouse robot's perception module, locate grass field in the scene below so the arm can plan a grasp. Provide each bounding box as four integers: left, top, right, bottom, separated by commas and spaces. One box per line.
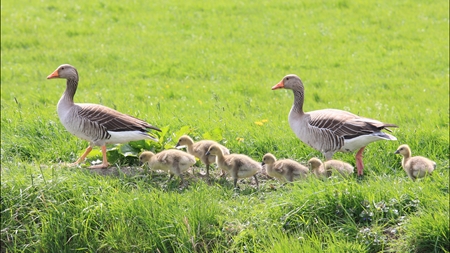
1, 0, 449, 252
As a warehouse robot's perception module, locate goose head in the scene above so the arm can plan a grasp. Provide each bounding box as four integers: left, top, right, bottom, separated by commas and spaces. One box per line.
139, 151, 155, 165
272, 74, 303, 90
394, 144, 411, 157
308, 157, 323, 171
205, 144, 222, 156
47, 64, 78, 80
261, 153, 277, 166
176, 135, 194, 148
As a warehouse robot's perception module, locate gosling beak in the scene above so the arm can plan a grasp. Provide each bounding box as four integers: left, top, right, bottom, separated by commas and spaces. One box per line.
175, 142, 185, 149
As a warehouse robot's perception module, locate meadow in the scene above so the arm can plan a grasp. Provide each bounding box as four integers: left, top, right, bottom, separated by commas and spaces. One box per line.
1, 0, 449, 252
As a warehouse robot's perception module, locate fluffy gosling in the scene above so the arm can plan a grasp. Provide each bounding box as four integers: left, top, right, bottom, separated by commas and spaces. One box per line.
308, 157, 354, 179
139, 150, 196, 184
176, 135, 229, 177
394, 144, 436, 181
205, 144, 261, 188
261, 153, 309, 182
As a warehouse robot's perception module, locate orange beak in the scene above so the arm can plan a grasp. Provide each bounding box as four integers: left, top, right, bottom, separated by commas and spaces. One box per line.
271, 80, 284, 90
47, 69, 59, 79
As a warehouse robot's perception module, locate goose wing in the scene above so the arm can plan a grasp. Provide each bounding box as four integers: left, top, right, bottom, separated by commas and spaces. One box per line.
193, 144, 207, 155
78, 103, 161, 133
272, 163, 285, 175
308, 109, 397, 139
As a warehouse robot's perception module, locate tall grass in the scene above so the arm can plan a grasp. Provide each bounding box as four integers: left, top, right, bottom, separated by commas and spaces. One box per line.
4, 164, 447, 252
1, 0, 449, 252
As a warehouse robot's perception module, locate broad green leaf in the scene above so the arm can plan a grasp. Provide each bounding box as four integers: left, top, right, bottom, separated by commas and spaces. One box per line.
156, 126, 170, 145
85, 148, 102, 158
203, 128, 224, 141
119, 143, 140, 157
170, 125, 192, 144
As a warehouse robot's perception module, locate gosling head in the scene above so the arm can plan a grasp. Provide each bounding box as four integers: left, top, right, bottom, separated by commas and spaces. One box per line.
308, 158, 323, 171
175, 135, 194, 148
261, 153, 277, 166
205, 144, 222, 156
394, 144, 411, 157
139, 151, 155, 165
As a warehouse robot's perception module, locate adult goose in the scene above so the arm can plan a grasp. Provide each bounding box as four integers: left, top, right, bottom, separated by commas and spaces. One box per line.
272, 74, 397, 176
47, 64, 161, 169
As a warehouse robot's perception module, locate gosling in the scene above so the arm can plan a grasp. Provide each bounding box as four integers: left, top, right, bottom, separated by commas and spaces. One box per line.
308, 157, 354, 179
176, 135, 229, 177
261, 153, 309, 182
139, 150, 196, 184
205, 144, 261, 188
394, 144, 436, 181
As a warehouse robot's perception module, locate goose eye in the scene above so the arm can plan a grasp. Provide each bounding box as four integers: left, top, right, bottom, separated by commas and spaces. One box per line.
286, 77, 289, 81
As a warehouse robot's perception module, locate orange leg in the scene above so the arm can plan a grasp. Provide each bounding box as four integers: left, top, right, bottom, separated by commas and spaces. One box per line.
355, 146, 366, 176
71, 146, 93, 166
89, 145, 110, 169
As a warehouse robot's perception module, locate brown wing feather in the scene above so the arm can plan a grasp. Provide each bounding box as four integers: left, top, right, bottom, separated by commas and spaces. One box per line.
309, 109, 397, 139
78, 103, 161, 132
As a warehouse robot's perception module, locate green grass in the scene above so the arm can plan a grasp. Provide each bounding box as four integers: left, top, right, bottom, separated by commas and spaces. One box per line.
1, 0, 449, 252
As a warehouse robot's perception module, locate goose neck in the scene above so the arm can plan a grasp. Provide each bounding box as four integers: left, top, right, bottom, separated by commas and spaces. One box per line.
215, 152, 225, 164
186, 144, 195, 155
61, 78, 78, 103
401, 157, 408, 169
291, 89, 305, 114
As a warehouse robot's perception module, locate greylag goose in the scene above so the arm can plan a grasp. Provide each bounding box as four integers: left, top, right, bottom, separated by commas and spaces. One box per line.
47, 64, 161, 169
139, 150, 196, 184
175, 135, 229, 178
308, 157, 354, 179
394, 144, 436, 181
272, 74, 398, 176
261, 153, 309, 182
205, 144, 261, 188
